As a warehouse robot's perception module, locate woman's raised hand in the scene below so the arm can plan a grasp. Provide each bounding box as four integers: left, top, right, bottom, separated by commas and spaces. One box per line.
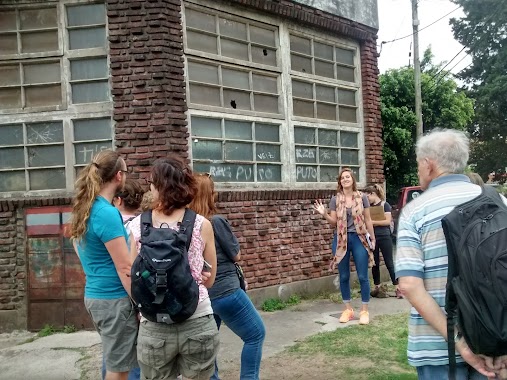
313, 199, 326, 215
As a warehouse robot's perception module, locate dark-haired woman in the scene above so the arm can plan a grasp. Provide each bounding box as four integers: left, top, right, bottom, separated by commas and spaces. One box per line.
188, 173, 265, 380
128, 155, 219, 380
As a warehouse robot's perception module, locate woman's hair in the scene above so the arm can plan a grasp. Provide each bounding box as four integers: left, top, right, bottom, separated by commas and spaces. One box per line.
70, 150, 123, 242
363, 184, 386, 201
140, 191, 154, 211
467, 172, 484, 187
188, 173, 216, 219
151, 154, 196, 215
337, 167, 358, 193
115, 179, 145, 211
416, 129, 469, 174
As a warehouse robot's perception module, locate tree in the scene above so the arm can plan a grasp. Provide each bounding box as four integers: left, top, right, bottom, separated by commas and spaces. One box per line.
450, 0, 507, 180
381, 49, 474, 201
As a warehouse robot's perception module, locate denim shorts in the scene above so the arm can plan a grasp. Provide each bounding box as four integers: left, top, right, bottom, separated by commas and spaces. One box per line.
137, 314, 219, 379
85, 297, 138, 373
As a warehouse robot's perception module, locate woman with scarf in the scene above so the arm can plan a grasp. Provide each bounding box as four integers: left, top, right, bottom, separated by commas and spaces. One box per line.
314, 168, 376, 325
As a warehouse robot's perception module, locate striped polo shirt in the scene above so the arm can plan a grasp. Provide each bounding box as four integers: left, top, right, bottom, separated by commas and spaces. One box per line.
395, 174, 482, 367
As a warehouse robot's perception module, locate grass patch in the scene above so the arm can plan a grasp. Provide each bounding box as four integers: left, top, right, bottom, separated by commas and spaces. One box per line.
37, 324, 78, 337
261, 295, 301, 312
288, 313, 416, 380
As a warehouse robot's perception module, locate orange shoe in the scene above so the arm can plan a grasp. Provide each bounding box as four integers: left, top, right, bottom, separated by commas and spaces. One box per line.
339, 308, 355, 323
359, 310, 369, 325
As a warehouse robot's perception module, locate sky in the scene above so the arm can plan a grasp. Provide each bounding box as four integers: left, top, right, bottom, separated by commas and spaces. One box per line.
377, 0, 472, 74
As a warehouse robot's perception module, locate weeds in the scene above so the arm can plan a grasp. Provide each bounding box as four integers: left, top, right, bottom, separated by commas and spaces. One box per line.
261, 295, 301, 312
37, 324, 78, 337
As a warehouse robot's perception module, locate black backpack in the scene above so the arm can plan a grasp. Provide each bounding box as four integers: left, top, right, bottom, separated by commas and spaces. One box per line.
131, 209, 200, 323
442, 186, 507, 379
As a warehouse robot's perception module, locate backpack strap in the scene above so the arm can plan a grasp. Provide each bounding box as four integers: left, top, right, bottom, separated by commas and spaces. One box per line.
123, 216, 136, 225
140, 210, 153, 237
179, 208, 197, 252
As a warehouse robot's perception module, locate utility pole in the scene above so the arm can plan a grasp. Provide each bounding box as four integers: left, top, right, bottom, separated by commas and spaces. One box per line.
412, 0, 423, 137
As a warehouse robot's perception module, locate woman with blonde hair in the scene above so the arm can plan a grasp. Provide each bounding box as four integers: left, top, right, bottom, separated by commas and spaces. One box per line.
70, 150, 137, 380
314, 168, 375, 325
188, 173, 265, 380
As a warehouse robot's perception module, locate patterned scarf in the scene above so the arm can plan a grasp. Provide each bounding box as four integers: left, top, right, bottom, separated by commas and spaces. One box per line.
334, 191, 374, 267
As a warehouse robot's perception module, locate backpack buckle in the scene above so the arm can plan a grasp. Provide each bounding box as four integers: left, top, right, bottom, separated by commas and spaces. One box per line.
156, 270, 167, 288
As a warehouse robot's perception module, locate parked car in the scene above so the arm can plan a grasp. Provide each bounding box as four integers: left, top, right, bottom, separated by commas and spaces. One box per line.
391, 185, 423, 238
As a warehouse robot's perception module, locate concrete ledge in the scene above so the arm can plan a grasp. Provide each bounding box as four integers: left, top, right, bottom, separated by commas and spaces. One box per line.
0, 310, 27, 333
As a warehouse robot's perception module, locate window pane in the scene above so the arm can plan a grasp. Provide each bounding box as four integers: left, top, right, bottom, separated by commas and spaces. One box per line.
257, 164, 281, 182
254, 94, 278, 113
252, 74, 277, 94
341, 131, 358, 148
339, 106, 357, 122
295, 146, 316, 163
314, 42, 333, 60
256, 144, 280, 162
318, 130, 337, 146
320, 166, 340, 182
222, 68, 249, 90
74, 141, 112, 165
291, 54, 311, 74
292, 80, 313, 99
250, 26, 275, 47
21, 31, 58, 53
191, 117, 222, 138
192, 140, 222, 160
0, 171, 25, 192
315, 60, 334, 79
73, 118, 111, 141
224, 120, 251, 140
185, 9, 215, 33
0, 11, 16, 31
189, 84, 220, 106
341, 149, 359, 165
336, 47, 354, 65
255, 123, 279, 142
296, 165, 318, 182
336, 65, 355, 82
293, 99, 313, 118
188, 61, 218, 84
71, 58, 108, 80
67, 4, 105, 26
187, 31, 217, 54
219, 18, 246, 40
251, 46, 276, 66
29, 168, 66, 190
25, 85, 62, 107
27, 145, 65, 167
0, 124, 23, 146
315, 85, 335, 102
0, 147, 25, 169
223, 89, 250, 110
338, 89, 356, 106
290, 35, 311, 55
316, 102, 336, 120
24, 62, 60, 84
20, 8, 57, 30
72, 81, 109, 103
0, 65, 20, 86
69, 28, 106, 50
221, 38, 248, 60
294, 127, 315, 144
0, 88, 21, 108
0, 34, 18, 54
319, 148, 339, 164
214, 163, 254, 182
27, 122, 63, 144
225, 142, 252, 161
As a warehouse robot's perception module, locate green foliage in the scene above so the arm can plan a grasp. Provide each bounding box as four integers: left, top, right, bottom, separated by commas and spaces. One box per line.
450, 0, 507, 179
261, 295, 301, 312
37, 324, 57, 337
380, 49, 474, 201
63, 324, 77, 334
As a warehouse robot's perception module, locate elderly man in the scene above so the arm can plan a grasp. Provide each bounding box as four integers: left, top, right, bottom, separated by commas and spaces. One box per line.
395, 129, 499, 380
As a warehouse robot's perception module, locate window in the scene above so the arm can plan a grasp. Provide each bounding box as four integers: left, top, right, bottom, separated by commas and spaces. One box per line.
0, 2, 112, 194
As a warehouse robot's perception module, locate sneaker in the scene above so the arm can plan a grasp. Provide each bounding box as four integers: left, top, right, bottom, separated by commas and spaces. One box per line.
370, 286, 380, 298
339, 308, 355, 323
377, 284, 388, 298
395, 287, 403, 299
359, 310, 369, 325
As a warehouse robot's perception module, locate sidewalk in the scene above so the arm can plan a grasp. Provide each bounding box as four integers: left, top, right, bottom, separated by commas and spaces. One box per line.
0, 297, 410, 379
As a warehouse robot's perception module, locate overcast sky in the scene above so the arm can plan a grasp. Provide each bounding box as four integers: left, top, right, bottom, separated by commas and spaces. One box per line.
377, 0, 472, 74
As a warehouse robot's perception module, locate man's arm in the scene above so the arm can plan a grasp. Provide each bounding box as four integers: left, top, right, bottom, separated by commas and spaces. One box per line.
105, 236, 132, 298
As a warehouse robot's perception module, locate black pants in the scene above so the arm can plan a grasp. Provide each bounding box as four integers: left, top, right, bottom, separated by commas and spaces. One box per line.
372, 234, 398, 286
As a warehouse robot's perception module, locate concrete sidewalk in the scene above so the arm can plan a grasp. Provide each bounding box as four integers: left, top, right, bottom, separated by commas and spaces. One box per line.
0, 297, 410, 379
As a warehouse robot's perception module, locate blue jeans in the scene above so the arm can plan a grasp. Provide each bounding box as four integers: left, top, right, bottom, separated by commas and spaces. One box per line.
416, 364, 487, 380
337, 232, 370, 304
331, 232, 337, 255
102, 357, 140, 380
210, 288, 266, 380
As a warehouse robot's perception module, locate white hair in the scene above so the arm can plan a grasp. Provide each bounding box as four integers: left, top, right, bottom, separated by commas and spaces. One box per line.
416, 129, 469, 173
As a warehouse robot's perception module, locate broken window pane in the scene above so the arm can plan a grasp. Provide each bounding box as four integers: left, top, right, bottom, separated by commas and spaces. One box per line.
340, 131, 358, 148
294, 127, 315, 144
21, 31, 58, 53
29, 168, 66, 190
72, 81, 109, 103
251, 46, 276, 66
191, 117, 222, 138
0, 88, 22, 109
188, 61, 219, 84
25, 85, 62, 107
192, 140, 222, 160
27, 145, 65, 167
250, 26, 275, 47
0, 34, 18, 54
219, 18, 247, 40
27, 122, 64, 144
69, 28, 106, 50
0, 171, 26, 192
318, 129, 337, 146
73, 118, 111, 141
223, 89, 250, 110
20, 8, 57, 30
189, 84, 221, 106
0, 65, 20, 86
185, 8, 215, 33
24, 62, 60, 85
222, 68, 249, 90
225, 141, 252, 161
67, 4, 105, 26
224, 120, 252, 140
187, 31, 218, 54
221, 38, 248, 60
0, 147, 25, 169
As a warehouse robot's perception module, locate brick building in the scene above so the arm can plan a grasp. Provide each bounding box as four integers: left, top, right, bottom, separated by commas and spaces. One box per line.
0, 0, 382, 331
